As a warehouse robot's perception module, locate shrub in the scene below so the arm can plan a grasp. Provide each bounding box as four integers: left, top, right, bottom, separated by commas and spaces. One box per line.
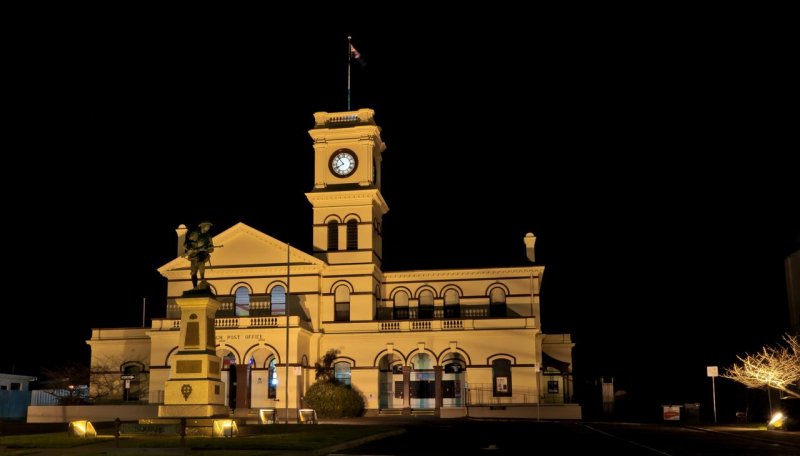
303, 382, 364, 418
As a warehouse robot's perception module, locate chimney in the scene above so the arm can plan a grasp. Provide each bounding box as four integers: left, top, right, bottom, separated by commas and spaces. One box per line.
176, 224, 188, 258
524, 232, 536, 263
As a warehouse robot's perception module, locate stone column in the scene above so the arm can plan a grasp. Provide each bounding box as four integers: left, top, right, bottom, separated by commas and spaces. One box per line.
434, 365, 443, 412
402, 366, 411, 415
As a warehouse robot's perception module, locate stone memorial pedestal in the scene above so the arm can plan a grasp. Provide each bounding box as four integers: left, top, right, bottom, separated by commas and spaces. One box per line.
158, 291, 228, 418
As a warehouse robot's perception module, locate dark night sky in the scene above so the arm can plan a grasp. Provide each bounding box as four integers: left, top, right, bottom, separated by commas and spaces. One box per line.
4, 15, 798, 415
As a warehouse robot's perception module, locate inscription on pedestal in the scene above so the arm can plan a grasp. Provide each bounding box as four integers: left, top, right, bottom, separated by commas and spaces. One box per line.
176, 361, 202, 374
186, 322, 199, 346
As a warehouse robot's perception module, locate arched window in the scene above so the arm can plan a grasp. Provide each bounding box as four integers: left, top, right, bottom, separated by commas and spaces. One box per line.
492, 358, 512, 397
271, 285, 286, 316
327, 220, 339, 251
444, 289, 460, 318
489, 287, 507, 317
121, 363, 143, 401
334, 285, 350, 322
234, 286, 250, 317
346, 219, 358, 250
418, 290, 434, 319
394, 291, 409, 320
268, 358, 277, 399
334, 362, 351, 386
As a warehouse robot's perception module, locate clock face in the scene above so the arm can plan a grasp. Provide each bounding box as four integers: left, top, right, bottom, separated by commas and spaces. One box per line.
330, 149, 357, 177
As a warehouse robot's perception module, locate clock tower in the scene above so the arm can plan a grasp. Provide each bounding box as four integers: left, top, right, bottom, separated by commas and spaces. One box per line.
305, 109, 388, 267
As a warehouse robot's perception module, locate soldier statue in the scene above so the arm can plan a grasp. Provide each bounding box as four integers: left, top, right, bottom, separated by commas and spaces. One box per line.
184, 221, 214, 288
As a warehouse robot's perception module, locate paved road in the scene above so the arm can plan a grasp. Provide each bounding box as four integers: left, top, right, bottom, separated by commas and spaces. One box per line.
330, 419, 800, 455
2, 418, 797, 455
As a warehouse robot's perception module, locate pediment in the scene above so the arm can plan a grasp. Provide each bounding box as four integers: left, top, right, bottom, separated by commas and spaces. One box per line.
158, 222, 324, 276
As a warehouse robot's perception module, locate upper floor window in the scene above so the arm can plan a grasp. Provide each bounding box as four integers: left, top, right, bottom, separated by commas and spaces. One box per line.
418, 290, 434, 319
271, 285, 286, 316
444, 289, 460, 318
489, 287, 506, 317
327, 220, 339, 251
234, 286, 250, 316
334, 285, 350, 322
346, 219, 358, 250
394, 291, 409, 320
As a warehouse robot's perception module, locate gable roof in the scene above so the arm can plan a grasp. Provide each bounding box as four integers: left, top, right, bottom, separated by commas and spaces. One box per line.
158, 222, 324, 277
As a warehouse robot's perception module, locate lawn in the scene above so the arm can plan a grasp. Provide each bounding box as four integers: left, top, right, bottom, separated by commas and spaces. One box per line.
0, 424, 402, 454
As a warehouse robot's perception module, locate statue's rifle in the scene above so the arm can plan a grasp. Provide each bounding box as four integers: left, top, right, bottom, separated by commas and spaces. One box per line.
181, 245, 224, 259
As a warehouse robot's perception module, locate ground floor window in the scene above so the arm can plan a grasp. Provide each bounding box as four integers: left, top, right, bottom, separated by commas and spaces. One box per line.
334, 362, 351, 386
492, 359, 512, 397
268, 359, 277, 399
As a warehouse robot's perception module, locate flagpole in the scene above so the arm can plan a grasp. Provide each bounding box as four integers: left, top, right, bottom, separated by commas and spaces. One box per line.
285, 242, 290, 424
347, 36, 352, 110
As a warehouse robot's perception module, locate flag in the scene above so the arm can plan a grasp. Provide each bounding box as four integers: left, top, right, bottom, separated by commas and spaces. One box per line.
350, 43, 366, 67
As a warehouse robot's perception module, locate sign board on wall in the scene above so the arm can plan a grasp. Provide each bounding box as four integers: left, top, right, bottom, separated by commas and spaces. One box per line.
663, 405, 681, 421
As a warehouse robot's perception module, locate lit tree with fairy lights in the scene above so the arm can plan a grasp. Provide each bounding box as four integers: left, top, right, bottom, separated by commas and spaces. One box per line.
723, 334, 800, 399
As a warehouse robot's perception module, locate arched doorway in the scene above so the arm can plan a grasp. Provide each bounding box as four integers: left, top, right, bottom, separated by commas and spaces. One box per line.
440, 353, 466, 407
377, 353, 403, 410
246, 347, 279, 408
409, 353, 434, 410
219, 351, 237, 408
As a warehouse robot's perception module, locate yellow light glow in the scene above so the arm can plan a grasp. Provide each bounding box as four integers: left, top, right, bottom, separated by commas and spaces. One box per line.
212, 419, 238, 437
769, 412, 784, 428
259, 408, 276, 424
68, 420, 97, 438
298, 408, 317, 424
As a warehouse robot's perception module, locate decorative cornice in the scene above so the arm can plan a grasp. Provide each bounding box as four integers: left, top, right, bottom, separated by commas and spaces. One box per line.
306, 189, 389, 213
161, 264, 323, 281
313, 109, 376, 128
384, 267, 543, 281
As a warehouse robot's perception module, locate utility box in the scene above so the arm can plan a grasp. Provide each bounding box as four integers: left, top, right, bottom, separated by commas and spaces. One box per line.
683, 403, 700, 424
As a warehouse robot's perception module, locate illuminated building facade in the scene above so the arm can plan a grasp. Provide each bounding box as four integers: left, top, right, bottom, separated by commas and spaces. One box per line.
88, 109, 580, 419
788, 249, 800, 336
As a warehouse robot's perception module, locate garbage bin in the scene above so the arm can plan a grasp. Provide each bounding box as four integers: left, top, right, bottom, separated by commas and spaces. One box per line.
662, 405, 681, 421
683, 403, 700, 424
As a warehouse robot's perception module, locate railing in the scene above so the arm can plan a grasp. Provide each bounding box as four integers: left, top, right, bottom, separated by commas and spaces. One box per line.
152, 316, 297, 331
167, 296, 272, 319
465, 384, 539, 405
465, 380, 575, 405
377, 319, 469, 332
375, 305, 511, 321
411, 321, 431, 331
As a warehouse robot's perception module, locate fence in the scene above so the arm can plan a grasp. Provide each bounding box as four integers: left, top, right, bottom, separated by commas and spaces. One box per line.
0, 390, 31, 419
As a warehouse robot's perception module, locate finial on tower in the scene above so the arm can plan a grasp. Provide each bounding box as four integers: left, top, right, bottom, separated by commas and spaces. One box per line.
524, 232, 537, 263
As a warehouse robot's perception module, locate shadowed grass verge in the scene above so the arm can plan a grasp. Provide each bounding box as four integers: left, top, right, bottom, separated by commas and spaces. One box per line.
0, 425, 401, 451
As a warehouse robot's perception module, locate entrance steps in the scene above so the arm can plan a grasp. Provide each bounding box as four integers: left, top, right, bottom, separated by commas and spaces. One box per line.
378, 409, 403, 416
